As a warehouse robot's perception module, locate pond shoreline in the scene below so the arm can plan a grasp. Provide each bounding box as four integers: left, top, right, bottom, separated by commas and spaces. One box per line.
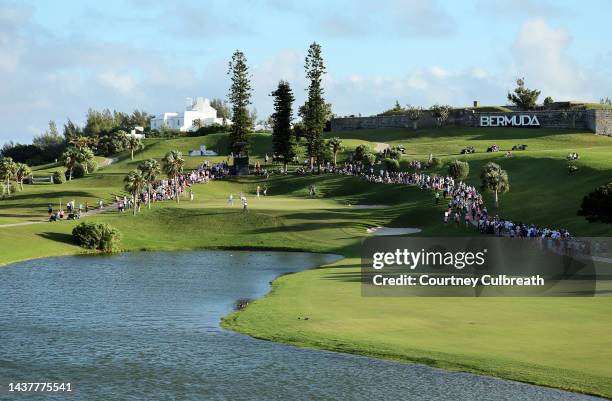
2, 245, 608, 399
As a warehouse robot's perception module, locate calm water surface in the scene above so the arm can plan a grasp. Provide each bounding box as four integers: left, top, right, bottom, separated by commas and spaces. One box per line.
0, 251, 602, 400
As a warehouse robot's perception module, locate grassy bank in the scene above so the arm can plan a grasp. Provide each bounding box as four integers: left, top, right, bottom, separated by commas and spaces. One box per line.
1, 127, 611, 397
222, 258, 612, 398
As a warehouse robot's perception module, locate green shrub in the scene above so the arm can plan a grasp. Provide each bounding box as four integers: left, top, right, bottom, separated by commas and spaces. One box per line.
87, 159, 98, 173
428, 157, 442, 169
53, 170, 66, 184
383, 158, 400, 172
72, 222, 121, 252
189, 123, 229, 137
72, 160, 98, 179
448, 160, 470, 181
354, 144, 373, 161
578, 183, 612, 223
1, 181, 19, 196
72, 163, 86, 179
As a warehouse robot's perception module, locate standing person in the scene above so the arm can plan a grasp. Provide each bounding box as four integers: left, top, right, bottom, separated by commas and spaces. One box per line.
263, 186, 268, 197
189, 188, 194, 201
265, 153, 269, 164
98, 199, 103, 209
444, 210, 449, 224
85, 201, 89, 213
256, 185, 260, 198
242, 197, 248, 212
454, 211, 460, 227
47, 204, 53, 217
227, 194, 234, 206
435, 191, 440, 205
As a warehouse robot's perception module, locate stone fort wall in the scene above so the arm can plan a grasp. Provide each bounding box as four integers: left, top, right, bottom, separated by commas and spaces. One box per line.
330, 109, 612, 136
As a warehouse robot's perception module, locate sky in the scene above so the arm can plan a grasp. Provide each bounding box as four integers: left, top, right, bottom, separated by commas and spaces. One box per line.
1, 0, 611, 144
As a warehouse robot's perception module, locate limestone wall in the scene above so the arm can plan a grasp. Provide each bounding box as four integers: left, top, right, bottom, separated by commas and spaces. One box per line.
588, 109, 612, 136
331, 109, 612, 135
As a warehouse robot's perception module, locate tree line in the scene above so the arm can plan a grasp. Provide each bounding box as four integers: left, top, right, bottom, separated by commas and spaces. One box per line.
227, 42, 335, 169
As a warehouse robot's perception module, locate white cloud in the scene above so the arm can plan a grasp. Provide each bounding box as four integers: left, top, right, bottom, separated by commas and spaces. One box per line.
392, 0, 456, 36
97, 71, 138, 94
479, 0, 567, 18
510, 19, 591, 101
430, 66, 450, 78
326, 66, 503, 116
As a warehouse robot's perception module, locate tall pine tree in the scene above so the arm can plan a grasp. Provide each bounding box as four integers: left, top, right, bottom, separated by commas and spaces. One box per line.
271, 80, 296, 170
302, 42, 326, 169
227, 50, 252, 155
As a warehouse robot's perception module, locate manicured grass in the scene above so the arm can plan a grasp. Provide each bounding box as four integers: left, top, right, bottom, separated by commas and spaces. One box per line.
1, 126, 611, 397
222, 259, 612, 398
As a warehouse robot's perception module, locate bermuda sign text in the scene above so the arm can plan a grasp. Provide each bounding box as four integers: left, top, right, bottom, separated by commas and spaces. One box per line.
480, 114, 540, 127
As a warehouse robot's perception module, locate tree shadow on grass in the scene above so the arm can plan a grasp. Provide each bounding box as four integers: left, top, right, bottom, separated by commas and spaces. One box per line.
248, 220, 355, 234
0, 191, 95, 204
321, 270, 368, 283
37, 232, 74, 245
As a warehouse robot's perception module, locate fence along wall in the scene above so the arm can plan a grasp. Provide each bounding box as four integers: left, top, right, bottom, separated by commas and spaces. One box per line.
331, 109, 612, 136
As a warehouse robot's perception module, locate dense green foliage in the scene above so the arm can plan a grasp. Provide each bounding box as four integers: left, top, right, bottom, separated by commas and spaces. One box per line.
0, 142, 52, 165
382, 158, 399, 172
138, 158, 161, 209
327, 137, 343, 165
302, 42, 327, 166
210, 98, 231, 120
162, 150, 184, 203
480, 162, 510, 207
97, 130, 129, 156
72, 222, 120, 252
126, 135, 144, 160
0, 156, 18, 196
543, 96, 554, 107
430, 104, 451, 127
578, 183, 612, 223
271, 80, 296, 168
190, 123, 229, 137
507, 78, 541, 109
52, 170, 65, 184
378, 100, 406, 116
448, 159, 470, 180
124, 169, 146, 215
227, 50, 252, 155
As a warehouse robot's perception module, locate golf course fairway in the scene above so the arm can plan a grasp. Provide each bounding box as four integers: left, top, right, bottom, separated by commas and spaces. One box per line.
1, 127, 611, 398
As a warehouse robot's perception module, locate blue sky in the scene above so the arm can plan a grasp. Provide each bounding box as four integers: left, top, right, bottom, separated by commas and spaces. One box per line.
1, 0, 611, 143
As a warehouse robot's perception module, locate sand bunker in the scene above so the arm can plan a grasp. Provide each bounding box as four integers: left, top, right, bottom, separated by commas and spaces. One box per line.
366, 227, 422, 236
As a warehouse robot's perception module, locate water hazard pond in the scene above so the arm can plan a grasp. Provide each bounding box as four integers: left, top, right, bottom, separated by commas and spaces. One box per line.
0, 251, 602, 400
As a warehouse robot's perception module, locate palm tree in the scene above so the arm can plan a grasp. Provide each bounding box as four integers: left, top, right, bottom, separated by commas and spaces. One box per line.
61, 147, 79, 180
76, 147, 96, 174
124, 169, 146, 215
15, 163, 32, 190
138, 158, 160, 209
69, 135, 93, 151
480, 162, 510, 208
327, 137, 343, 165
126, 135, 144, 160
0, 157, 17, 196
162, 150, 185, 203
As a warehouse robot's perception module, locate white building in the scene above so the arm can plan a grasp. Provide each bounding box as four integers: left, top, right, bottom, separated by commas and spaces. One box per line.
150, 97, 230, 132
128, 126, 146, 139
